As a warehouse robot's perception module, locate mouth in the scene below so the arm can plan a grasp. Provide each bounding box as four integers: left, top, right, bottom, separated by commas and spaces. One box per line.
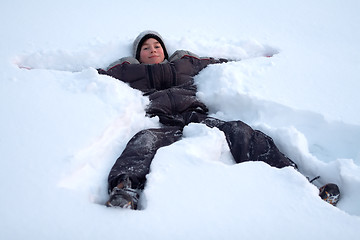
149, 55, 159, 58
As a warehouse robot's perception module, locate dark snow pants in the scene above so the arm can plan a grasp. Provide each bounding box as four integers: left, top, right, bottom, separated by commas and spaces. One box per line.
107, 118, 297, 192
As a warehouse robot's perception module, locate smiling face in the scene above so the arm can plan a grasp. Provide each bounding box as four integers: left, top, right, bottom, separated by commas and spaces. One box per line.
139, 38, 165, 64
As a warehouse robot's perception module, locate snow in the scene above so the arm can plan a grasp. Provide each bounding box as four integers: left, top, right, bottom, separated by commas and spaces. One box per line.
1, 0, 360, 239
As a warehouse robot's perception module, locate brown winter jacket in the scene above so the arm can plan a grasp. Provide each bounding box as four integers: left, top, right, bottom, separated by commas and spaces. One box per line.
98, 50, 227, 126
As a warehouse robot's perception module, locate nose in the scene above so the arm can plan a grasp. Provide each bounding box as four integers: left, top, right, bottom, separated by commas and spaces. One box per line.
150, 46, 157, 53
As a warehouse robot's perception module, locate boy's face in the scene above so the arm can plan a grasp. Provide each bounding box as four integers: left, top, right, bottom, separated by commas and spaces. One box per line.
139, 38, 165, 64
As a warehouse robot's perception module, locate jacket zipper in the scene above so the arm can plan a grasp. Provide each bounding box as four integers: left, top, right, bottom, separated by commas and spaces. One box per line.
170, 63, 177, 86
147, 65, 155, 89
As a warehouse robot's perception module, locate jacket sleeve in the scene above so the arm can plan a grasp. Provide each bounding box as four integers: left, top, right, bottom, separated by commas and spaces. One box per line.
97, 57, 140, 76
169, 50, 228, 65
97, 57, 156, 92
171, 51, 228, 82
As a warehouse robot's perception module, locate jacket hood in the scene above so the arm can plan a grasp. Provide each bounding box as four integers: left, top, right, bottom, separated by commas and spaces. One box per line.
133, 30, 169, 61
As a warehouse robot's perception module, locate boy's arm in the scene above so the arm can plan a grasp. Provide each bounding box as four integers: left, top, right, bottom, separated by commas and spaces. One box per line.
169, 50, 229, 64
97, 57, 140, 75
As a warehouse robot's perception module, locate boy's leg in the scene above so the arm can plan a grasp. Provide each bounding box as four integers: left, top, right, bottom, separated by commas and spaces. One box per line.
203, 118, 341, 206
203, 118, 297, 169
108, 126, 183, 192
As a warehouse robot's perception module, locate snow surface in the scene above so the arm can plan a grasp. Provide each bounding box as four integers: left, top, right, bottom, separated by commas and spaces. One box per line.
1, 0, 360, 239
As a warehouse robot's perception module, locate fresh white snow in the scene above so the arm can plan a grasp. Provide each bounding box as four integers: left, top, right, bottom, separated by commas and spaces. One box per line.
1, 0, 360, 239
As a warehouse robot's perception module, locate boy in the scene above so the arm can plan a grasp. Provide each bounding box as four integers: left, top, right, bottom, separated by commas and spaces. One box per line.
98, 31, 340, 209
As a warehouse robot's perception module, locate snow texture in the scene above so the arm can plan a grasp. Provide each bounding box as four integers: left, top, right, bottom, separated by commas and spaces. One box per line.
1, 0, 360, 239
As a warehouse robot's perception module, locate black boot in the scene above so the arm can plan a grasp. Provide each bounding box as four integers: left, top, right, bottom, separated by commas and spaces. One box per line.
106, 177, 139, 209
319, 183, 340, 206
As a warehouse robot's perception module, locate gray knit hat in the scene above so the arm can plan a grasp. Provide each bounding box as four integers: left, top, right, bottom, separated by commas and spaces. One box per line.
133, 30, 169, 61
